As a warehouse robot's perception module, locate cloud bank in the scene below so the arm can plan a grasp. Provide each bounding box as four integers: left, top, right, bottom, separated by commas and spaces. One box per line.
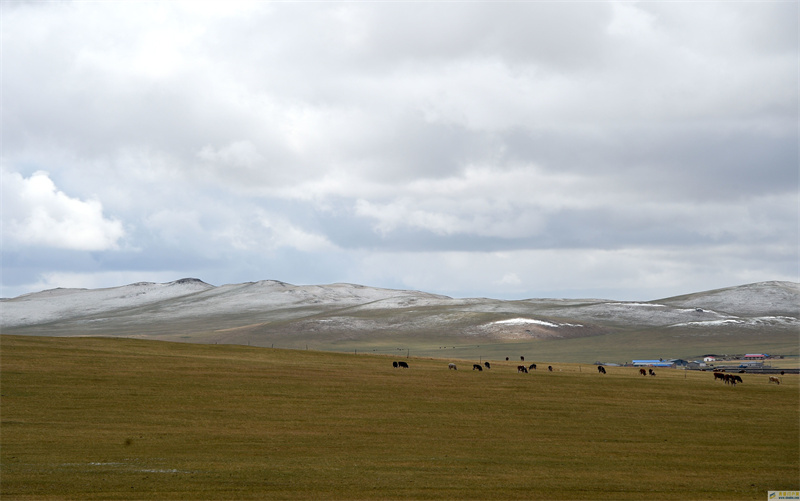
2, 1, 797, 300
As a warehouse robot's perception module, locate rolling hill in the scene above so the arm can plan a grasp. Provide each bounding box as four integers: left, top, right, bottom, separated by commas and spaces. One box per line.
1, 279, 798, 363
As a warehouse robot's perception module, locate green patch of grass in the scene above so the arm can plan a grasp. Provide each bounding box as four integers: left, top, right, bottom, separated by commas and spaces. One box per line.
1, 335, 797, 500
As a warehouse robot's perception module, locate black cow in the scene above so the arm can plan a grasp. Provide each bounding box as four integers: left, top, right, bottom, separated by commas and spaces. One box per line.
548, 365, 553, 372
473, 364, 483, 371
392, 361, 398, 368
597, 366, 606, 374
649, 369, 656, 376
517, 365, 528, 373
529, 363, 537, 370
520, 356, 525, 361
398, 361, 409, 369
484, 362, 491, 369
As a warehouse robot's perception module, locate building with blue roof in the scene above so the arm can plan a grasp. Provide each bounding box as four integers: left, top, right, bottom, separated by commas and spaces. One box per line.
632, 359, 675, 367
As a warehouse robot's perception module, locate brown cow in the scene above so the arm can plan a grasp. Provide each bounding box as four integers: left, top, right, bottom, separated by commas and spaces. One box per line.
639, 369, 647, 376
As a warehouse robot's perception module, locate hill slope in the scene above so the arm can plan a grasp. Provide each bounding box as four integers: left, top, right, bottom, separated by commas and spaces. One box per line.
2, 279, 798, 362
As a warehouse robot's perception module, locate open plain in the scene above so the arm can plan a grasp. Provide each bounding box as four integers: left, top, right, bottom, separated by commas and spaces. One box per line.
1, 334, 797, 500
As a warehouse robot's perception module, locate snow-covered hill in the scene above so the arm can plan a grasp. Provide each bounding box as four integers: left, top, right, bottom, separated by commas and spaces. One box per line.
0, 279, 451, 328
2, 279, 797, 356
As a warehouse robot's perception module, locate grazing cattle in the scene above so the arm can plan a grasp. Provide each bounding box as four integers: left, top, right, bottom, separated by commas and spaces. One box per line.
649, 369, 656, 377
639, 369, 647, 376
473, 364, 483, 371
714, 372, 725, 381
597, 366, 606, 374
505, 357, 509, 361
529, 363, 537, 370
723, 374, 737, 385
398, 361, 409, 369
769, 376, 782, 385
781, 371, 785, 376
448, 363, 457, 370
517, 365, 528, 373
732, 375, 743, 384
548, 365, 553, 372
520, 356, 525, 361
484, 362, 491, 369
392, 361, 398, 368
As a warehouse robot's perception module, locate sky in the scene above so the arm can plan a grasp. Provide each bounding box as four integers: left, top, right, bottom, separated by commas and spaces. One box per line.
1, 1, 798, 301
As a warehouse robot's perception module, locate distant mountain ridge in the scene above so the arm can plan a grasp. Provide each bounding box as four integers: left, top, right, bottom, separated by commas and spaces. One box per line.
2, 279, 798, 363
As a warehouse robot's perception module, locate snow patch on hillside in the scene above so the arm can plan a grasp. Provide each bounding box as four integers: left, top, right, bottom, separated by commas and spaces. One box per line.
490, 318, 583, 328
670, 316, 800, 328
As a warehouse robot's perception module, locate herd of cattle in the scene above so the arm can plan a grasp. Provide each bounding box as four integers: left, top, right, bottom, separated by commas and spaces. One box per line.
392, 360, 787, 386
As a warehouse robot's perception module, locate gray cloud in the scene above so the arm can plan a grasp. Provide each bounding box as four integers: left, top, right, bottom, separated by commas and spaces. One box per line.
1, 1, 796, 300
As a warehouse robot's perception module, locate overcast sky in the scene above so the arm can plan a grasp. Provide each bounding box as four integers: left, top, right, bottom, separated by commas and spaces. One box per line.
2, 1, 797, 301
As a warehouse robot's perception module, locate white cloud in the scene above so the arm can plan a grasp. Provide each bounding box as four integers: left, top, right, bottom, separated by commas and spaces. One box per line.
2, 170, 125, 251
1, 2, 796, 301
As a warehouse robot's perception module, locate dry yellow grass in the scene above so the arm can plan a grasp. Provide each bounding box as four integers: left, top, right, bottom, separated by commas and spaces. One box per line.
1, 335, 797, 500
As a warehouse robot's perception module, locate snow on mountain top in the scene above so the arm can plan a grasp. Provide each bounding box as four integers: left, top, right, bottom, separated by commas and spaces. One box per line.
1, 279, 797, 331
660, 281, 800, 316
0, 278, 450, 327
0, 278, 213, 327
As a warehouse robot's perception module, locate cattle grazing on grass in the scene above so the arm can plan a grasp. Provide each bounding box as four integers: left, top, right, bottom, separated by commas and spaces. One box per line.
769, 376, 782, 385
714, 372, 725, 381
484, 362, 491, 369
521, 356, 525, 361
649, 369, 656, 376
732, 375, 743, 384
548, 366, 553, 372
722, 374, 739, 386
398, 361, 409, 369
529, 363, 537, 370
639, 369, 647, 376
473, 364, 483, 371
517, 365, 528, 373
597, 366, 606, 374
448, 363, 457, 370
393, 361, 398, 368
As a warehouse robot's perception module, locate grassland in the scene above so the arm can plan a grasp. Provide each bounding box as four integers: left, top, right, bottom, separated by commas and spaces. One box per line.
1, 334, 798, 500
